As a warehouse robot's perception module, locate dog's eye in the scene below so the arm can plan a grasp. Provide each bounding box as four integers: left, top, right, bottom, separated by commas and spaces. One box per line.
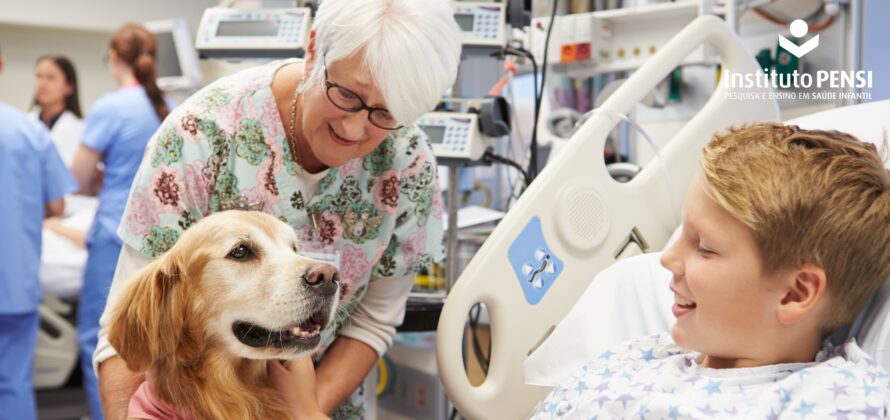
228, 244, 253, 261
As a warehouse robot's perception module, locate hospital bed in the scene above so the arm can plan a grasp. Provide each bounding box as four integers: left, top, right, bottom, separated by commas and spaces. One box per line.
34, 197, 96, 389
436, 14, 864, 419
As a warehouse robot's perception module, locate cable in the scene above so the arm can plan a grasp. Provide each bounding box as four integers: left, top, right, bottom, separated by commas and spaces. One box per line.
468, 303, 490, 374
505, 68, 528, 165
462, 181, 493, 207
489, 45, 537, 167
752, 8, 836, 31
529, 0, 559, 183
483, 150, 531, 188
580, 108, 681, 225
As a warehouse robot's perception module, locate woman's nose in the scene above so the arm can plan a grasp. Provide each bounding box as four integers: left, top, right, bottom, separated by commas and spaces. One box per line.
339, 111, 368, 139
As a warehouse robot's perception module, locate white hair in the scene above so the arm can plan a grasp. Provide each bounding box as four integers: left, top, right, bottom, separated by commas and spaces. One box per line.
303, 0, 462, 125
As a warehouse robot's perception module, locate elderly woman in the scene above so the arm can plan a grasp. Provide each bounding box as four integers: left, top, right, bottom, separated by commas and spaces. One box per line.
93, 0, 461, 418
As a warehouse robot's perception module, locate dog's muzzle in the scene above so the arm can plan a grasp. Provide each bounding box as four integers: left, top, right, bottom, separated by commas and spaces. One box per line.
232, 264, 340, 350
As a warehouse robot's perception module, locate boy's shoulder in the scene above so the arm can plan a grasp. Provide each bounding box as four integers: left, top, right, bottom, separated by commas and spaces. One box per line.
772, 340, 890, 417
792, 339, 890, 392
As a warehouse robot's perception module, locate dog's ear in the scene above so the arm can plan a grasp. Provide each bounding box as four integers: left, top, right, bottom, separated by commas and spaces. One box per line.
109, 252, 191, 372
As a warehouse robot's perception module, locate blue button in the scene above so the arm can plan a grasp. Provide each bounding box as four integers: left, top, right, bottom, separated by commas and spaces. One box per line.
508, 217, 564, 305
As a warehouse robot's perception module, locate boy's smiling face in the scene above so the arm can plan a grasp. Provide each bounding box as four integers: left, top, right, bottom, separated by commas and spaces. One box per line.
660, 174, 786, 368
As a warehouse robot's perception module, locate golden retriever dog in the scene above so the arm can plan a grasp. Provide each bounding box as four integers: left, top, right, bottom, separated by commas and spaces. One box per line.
109, 210, 340, 420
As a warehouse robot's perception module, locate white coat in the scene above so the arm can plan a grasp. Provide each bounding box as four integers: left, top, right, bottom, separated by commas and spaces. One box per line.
29, 108, 85, 166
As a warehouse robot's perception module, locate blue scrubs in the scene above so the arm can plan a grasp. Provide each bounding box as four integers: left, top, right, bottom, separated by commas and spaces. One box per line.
0, 101, 76, 420
77, 86, 172, 420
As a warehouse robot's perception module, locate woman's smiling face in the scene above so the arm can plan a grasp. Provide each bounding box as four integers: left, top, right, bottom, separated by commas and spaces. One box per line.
297, 49, 395, 172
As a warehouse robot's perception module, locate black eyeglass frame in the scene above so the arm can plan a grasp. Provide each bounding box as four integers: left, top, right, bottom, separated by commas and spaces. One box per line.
322, 64, 403, 131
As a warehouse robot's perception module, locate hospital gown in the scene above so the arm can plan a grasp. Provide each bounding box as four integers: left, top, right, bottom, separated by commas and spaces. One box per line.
531, 333, 890, 419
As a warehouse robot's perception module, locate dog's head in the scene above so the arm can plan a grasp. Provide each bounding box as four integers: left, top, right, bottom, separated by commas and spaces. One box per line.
109, 210, 341, 372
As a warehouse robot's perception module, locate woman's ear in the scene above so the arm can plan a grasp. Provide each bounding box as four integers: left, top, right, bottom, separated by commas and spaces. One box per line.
777, 264, 827, 325
108, 253, 187, 372
304, 29, 317, 75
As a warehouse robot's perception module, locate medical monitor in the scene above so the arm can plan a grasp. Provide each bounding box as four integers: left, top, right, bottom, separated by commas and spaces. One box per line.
194, 7, 312, 59
144, 19, 203, 92
452, 2, 506, 47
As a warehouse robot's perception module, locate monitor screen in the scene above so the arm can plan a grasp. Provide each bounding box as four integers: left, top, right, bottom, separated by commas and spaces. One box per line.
420, 125, 447, 144
454, 14, 475, 32
216, 20, 280, 37
144, 18, 202, 92
154, 31, 183, 79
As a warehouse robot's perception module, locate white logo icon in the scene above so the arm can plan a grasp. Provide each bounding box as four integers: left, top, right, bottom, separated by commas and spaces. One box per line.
778, 19, 819, 58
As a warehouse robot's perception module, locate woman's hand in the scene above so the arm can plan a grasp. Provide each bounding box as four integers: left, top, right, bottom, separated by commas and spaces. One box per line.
269, 357, 330, 420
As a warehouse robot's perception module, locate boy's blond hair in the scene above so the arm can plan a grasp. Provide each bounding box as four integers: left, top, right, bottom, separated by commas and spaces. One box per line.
700, 122, 890, 331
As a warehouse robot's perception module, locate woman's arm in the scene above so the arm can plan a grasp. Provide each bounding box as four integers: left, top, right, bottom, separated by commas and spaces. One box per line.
44, 217, 86, 248
70, 144, 103, 196
315, 274, 416, 412
45, 198, 65, 219
314, 337, 379, 414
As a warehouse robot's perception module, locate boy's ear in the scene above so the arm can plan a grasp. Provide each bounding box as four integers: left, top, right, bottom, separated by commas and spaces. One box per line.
777, 264, 827, 325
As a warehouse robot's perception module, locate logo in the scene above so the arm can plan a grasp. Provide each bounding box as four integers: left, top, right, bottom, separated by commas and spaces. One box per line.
778, 19, 819, 58
724, 16, 874, 102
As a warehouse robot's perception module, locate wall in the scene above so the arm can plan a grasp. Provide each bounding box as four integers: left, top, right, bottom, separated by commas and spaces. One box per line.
0, 0, 215, 33
862, 0, 890, 101
0, 0, 216, 113
0, 24, 114, 113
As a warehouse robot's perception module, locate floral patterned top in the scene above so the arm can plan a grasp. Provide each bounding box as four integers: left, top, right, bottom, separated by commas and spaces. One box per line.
118, 60, 445, 354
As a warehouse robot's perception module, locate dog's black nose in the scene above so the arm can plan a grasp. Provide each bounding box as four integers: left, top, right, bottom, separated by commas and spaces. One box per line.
303, 264, 340, 295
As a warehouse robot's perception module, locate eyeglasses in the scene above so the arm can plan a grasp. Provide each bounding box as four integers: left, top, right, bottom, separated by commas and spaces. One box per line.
323, 66, 402, 130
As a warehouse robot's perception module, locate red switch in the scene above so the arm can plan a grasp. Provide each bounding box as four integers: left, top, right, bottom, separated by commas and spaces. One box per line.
576, 42, 591, 60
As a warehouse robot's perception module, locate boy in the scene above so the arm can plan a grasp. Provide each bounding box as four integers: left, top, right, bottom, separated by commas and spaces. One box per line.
531, 123, 890, 418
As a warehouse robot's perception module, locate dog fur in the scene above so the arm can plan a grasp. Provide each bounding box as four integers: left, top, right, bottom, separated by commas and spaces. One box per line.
109, 210, 340, 420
